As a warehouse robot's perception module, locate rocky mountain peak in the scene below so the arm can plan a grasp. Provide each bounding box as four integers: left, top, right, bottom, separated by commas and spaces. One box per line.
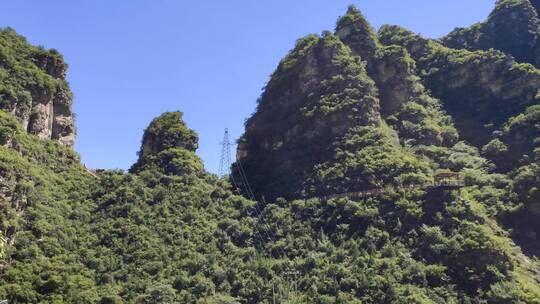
0, 28, 76, 147
235, 32, 386, 199
335, 5, 380, 63
131, 111, 202, 175
443, 0, 540, 67
137, 111, 198, 158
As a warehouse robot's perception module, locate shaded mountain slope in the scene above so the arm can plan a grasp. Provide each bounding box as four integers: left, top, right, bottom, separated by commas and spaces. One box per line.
380, 24, 540, 153
235, 31, 435, 202
379, 23, 540, 255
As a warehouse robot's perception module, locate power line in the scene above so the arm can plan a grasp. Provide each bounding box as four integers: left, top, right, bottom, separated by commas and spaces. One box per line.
235, 158, 290, 259
218, 128, 241, 193
234, 158, 300, 303
218, 129, 275, 257
218, 129, 282, 257
219, 128, 298, 303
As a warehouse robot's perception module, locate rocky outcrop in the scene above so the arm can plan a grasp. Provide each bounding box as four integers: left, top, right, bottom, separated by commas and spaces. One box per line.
503, 105, 540, 163
443, 0, 540, 68
137, 111, 198, 157
235, 33, 385, 199
335, 6, 379, 66
336, 7, 459, 147
130, 111, 202, 175
235, 7, 471, 201
379, 22, 540, 258
0, 29, 75, 147
380, 25, 540, 150
234, 30, 438, 200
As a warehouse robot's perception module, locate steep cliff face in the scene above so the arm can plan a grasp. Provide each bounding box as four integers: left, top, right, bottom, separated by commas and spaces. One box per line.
443, 0, 540, 68
380, 25, 540, 162
337, 7, 459, 148
234, 32, 433, 200
235, 8, 466, 201
426, 0, 540, 184
231, 7, 540, 302
0, 28, 75, 147
335, 6, 379, 66
379, 23, 540, 255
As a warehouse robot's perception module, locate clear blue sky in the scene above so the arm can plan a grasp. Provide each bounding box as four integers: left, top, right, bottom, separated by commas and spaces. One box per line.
0, 1, 494, 173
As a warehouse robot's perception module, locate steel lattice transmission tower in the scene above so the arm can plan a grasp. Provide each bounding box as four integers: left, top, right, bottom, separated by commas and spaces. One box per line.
218, 128, 233, 177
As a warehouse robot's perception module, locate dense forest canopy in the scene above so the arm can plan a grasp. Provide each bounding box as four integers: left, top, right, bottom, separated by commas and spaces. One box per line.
1, 1, 540, 303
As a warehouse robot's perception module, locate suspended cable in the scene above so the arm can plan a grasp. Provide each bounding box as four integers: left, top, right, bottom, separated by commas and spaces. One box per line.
235, 159, 290, 260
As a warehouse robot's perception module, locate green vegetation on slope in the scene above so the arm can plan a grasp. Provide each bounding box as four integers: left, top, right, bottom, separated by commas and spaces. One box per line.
2, 109, 540, 303
0, 28, 75, 146
336, 6, 459, 150
443, 0, 540, 67
0, 110, 98, 302
235, 32, 386, 200
1, 4, 540, 303
379, 20, 540, 258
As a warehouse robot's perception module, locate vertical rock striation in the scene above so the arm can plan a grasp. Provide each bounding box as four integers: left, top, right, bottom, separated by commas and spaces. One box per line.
0, 28, 75, 147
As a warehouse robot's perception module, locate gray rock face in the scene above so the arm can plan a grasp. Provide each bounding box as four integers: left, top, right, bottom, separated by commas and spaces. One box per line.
336, 11, 458, 148
0, 29, 76, 147
9, 83, 76, 148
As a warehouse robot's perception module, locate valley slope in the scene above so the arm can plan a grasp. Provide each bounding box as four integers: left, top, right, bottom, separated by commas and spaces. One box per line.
1, 2, 540, 303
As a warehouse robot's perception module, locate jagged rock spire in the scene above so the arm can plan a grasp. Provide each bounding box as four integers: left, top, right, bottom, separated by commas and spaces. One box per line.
137, 111, 198, 158
234, 32, 419, 200
335, 5, 380, 63
130, 111, 202, 175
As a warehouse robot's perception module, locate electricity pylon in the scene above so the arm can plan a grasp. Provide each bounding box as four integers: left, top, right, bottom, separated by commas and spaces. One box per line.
218, 128, 233, 177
